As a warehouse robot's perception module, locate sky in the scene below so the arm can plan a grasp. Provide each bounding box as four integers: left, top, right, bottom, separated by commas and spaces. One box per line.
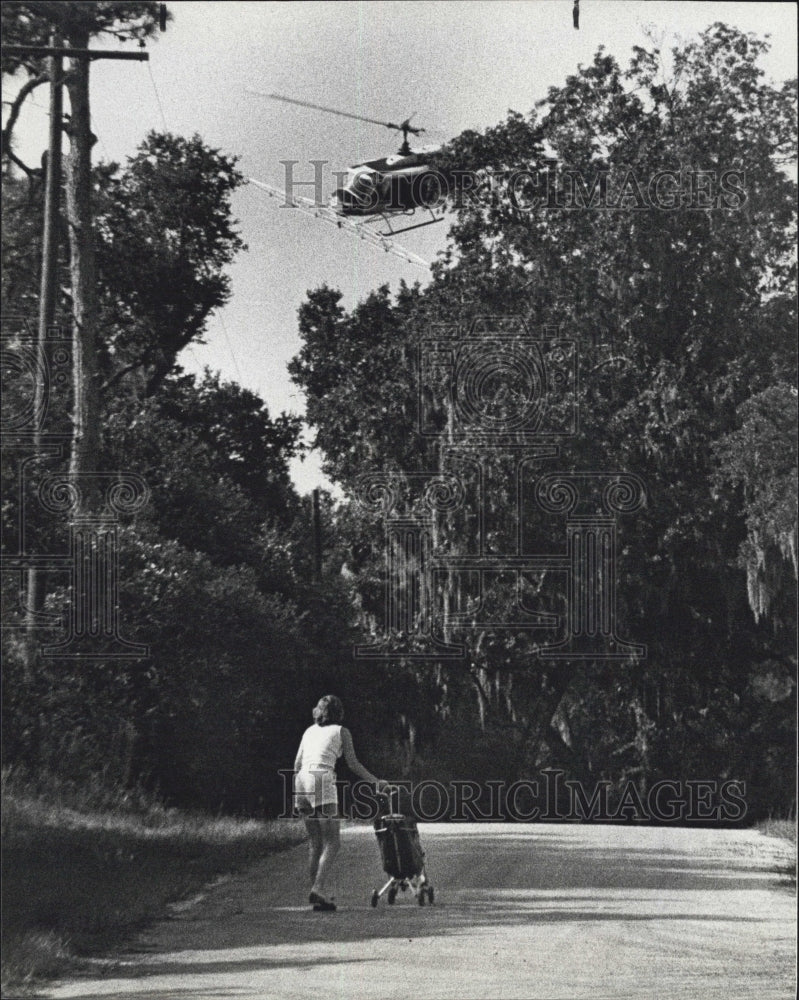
9, 0, 798, 494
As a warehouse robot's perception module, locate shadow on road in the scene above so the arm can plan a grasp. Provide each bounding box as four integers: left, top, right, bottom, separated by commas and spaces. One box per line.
70, 825, 789, 989
44, 825, 796, 1000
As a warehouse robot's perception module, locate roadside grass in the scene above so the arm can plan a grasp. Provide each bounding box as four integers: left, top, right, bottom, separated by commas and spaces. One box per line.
1, 772, 304, 996
755, 817, 797, 847
755, 816, 797, 889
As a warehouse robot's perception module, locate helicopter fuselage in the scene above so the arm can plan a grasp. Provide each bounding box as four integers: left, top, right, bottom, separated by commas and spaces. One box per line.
332, 146, 444, 216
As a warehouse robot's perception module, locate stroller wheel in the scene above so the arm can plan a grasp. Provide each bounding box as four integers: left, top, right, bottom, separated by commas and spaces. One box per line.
387, 887, 397, 905
370, 890, 379, 908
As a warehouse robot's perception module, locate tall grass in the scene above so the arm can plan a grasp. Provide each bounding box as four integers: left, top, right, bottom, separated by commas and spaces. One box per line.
1, 769, 304, 995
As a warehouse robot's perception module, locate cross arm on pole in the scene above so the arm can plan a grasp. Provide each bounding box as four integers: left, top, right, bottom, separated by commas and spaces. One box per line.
3, 45, 149, 61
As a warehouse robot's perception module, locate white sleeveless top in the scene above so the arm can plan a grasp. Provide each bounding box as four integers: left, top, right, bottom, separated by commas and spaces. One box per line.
297, 724, 342, 773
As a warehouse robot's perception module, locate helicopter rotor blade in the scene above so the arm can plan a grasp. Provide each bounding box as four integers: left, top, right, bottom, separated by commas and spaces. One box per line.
402, 113, 424, 135
246, 90, 410, 133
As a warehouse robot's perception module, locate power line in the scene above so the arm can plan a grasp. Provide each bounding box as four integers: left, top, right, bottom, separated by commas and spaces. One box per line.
216, 311, 243, 384
146, 60, 168, 132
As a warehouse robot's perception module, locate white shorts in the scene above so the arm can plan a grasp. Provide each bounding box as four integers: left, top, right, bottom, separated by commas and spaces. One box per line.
294, 769, 338, 814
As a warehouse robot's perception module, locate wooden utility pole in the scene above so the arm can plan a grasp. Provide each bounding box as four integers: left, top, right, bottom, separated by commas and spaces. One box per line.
63, 42, 149, 502
6, 41, 149, 510
7, 38, 150, 656
63, 27, 100, 492
24, 34, 63, 646
37, 35, 63, 367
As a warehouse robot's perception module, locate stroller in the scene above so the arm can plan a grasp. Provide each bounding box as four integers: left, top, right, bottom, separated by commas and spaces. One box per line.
370, 788, 434, 907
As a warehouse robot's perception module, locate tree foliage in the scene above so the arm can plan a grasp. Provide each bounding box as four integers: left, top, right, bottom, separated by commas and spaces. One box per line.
2, 20, 795, 819
714, 383, 798, 625
2, 131, 247, 399
290, 24, 797, 815
96, 133, 246, 396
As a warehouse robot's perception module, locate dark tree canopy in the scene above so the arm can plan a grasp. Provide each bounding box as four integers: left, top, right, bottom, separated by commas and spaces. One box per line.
289, 24, 797, 813
1, 19, 795, 820
95, 132, 247, 395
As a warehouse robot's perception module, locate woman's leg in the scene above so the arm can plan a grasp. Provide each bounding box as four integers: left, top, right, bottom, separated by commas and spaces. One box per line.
304, 815, 323, 888
311, 806, 340, 899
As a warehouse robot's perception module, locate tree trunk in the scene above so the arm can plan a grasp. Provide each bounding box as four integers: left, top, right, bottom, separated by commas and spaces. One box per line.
64, 32, 99, 501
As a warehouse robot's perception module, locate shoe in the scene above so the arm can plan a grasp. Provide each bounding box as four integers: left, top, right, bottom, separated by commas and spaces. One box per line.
309, 891, 336, 911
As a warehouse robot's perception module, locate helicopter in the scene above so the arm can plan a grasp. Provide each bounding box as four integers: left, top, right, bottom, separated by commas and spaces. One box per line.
246, 91, 448, 239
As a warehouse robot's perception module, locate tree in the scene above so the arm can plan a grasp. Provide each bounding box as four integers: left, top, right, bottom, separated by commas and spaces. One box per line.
289, 282, 428, 487
291, 25, 797, 811
714, 383, 798, 626
2, 129, 248, 691
95, 133, 246, 397
2, 359, 371, 812
102, 369, 304, 567
2, 131, 247, 398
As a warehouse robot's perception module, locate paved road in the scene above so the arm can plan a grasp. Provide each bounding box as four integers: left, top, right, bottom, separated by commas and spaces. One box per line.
47, 824, 795, 1000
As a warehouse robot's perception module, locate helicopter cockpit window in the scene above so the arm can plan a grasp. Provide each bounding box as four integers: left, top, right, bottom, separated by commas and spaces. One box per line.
349, 168, 377, 203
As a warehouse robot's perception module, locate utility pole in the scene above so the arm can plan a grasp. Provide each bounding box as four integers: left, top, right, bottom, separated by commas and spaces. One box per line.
7, 39, 149, 653
24, 35, 63, 648
5, 41, 149, 506
37, 35, 63, 368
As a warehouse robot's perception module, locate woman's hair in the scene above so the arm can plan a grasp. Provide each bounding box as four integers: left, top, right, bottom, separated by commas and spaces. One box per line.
313, 695, 344, 726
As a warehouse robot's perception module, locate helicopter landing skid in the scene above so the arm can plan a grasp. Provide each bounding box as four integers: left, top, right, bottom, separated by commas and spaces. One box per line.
379, 207, 445, 237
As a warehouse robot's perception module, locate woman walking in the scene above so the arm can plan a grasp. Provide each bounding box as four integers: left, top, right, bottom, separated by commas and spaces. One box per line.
293, 695, 387, 911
